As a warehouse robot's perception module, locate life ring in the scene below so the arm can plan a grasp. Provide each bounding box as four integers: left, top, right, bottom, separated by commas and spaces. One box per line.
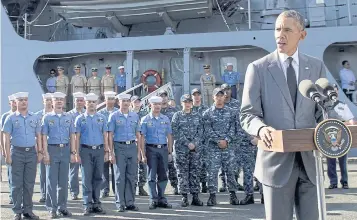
141, 69, 162, 93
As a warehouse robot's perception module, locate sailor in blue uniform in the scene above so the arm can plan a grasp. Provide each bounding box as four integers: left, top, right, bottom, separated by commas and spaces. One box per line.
1, 94, 17, 205
98, 91, 118, 198
115, 66, 126, 93
2, 92, 43, 220
42, 92, 76, 218
221, 63, 240, 99
35, 93, 53, 203
140, 96, 173, 210
75, 93, 109, 216
68, 91, 86, 200
108, 93, 141, 212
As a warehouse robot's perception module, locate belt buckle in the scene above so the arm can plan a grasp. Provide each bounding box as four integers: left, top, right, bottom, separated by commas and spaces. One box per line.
157, 145, 162, 149
59, 144, 64, 147
126, 141, 131, 145
92, 146, 97, 150
25, 148, 30, 152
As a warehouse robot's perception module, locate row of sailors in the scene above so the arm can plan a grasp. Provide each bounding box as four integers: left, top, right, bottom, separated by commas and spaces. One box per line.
1, 86, 259, 220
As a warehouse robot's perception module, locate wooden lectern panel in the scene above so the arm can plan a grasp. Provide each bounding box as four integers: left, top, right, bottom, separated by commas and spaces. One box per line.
258, 125, 357, 152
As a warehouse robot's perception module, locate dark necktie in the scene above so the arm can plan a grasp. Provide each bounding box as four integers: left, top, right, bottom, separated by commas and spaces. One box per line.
286, 57, 297, 108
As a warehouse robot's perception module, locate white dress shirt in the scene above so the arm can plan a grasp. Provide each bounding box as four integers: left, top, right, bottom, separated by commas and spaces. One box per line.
339, 68, 356, 90
278, 49, 299, 84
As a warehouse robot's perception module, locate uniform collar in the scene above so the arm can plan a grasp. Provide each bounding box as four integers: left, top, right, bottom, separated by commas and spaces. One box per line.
15, 111, 32, 116
149, 112, 162, 119
278, 48, 299, 66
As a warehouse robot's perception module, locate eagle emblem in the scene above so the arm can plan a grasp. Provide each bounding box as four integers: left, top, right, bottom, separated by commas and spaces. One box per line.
323, 127, 342, 152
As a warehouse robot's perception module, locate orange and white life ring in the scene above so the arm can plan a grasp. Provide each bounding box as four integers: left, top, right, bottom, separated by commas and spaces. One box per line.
141, 69, 162, 93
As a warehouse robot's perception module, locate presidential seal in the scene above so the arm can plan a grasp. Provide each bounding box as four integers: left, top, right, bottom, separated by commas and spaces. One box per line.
314, 119, 352, 158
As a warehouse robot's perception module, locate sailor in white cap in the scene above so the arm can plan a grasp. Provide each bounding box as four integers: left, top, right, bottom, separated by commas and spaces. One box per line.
67, 91, 86, 200
140, 96, 173, 209
98, 91, 118, 198
107, 93, 140, 212
34, 93, 54, 203
222, 62, 240, 99
115, 66, 127, 94
75, 93, 109, 216
41, 92, 75, 218
0, 94, 17, 204
2, 92, 43, 220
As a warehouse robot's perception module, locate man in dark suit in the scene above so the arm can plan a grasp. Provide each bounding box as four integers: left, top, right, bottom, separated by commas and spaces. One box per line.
240, 10, 326, 220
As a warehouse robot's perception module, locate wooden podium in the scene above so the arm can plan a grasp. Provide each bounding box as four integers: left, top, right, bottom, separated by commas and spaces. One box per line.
257, 124, 357, 220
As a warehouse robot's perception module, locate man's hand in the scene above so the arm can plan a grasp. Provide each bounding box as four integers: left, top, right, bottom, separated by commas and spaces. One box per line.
218, 140, 228, 149
258, 126, 276, 148
76, 155, 81, 164
43, 153, 50, 165
104, 152, 110, 162
188, 143, 196, 151
37, 153, 44, 163
70, 154, 76, 163
168, 154, 173, 163
109, 152, 116, 164
251, 137, 259, 146
141, 155, 147, 164
5, 156, 12, 165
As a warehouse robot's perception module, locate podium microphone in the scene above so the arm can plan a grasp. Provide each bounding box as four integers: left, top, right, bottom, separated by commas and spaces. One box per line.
298, 79, 323, 103
315, 78, 338, 102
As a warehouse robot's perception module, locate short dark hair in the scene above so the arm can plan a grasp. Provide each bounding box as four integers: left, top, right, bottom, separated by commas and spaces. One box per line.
342, 60, 349, 66
50, 69, 56, 73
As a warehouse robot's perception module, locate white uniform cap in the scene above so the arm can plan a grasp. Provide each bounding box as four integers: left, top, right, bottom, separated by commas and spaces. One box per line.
42, 93, 52, 99
118, 66, 125, 69
51, 92, 66, 99
8, 94, 16, 101
104, 91, 117, 98
226, 63, 233, 66
116, 93, 131, 100
73, 92, 85, 99
148, 96, 163, 104
85, 93, 99, 101
13, 92, 29, 99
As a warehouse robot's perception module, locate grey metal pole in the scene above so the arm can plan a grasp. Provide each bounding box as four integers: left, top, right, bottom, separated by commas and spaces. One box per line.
24, 13, 28, 39
313, 150, 327, 220
347, 0, 352, 25
248, 0, 251, 30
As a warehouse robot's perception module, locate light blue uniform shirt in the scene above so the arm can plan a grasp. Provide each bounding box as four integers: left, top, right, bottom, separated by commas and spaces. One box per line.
1, 111, 12, 127
108, 111, 139, 142
98, 107, 118, 120
221, 71, 240, 86
42, 112, 75, 144
2, 111, 41, 147
115, 74, 126, 87
46, 76, 57, 93
75, 112, 108, 146
140, 113, 172, 145
68, 108, 85, 120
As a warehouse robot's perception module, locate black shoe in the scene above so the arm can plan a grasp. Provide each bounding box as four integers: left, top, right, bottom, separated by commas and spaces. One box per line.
49, 211, 58, 219
191, 193, 203, 206
181, 194, 189, 207
39, 197, 46, 203
22, 213, 39, 220
158, 201, 172, 208
261, 194, 264, 204
13, 214, 22, 220
9, 199, 14, 204
239, 194, 254, 205
237, 183, 244, 191
117, 205, 125, 212
207, 193, 217, 206
173, 186, 179, 195
71, 194, 79, 200
149, 202, 158, 210
93, 207, 106, 214
342, 183, 349, 189
229, 191, 240, 205
219, 186, 227, 192
83, 208, 92, 216
139, 186, 148, 196
126, 205, 139, 211
57, 209, 72, 217
101, 192, 109, 198
201, 182, 208, 193
328, 184, 337, 189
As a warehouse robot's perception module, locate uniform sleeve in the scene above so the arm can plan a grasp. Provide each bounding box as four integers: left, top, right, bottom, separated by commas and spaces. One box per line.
135, 114, 140, 133
202, 110, 220, 143
140, 117, 147, 136
2, 115, 12, 134
342, 104, 354, 121
225, 110, 236, 143
114, 76, 118, 85
70, 76, 73, 84
65, 76, 69, 86
102, 116, 109, 132
74, 115, 82, 133
41, 116, 49, 135
166, 118, 172, 135
171, 113, 189, 145
107, 113, 115, 132
101, 76, 104, 84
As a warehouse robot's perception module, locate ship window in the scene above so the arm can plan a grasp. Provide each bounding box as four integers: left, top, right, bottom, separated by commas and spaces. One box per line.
170, 57, 184, 85
123, 59, 140, 83
219, 57, 238, 75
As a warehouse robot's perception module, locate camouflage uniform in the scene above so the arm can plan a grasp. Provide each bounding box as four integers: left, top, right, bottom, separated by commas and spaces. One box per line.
202, 105, 239, 205
160, 106, 179, 192
171, 110, 203, 194
192, 104, 209, 185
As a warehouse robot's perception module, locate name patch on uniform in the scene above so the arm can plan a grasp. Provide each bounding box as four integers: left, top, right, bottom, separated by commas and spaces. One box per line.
81, 118, 87, 124
97, 118, 104, 123
65, 119, 71, 124
160, 121, 168, 125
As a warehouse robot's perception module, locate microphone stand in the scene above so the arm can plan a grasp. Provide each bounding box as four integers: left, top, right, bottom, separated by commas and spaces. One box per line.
314, 100, 328, 220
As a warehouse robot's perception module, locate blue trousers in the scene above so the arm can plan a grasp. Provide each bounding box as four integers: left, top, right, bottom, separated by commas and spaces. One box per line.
80, 146, 104, 209
45, 145, 70, 212
101, 162, 115, 194
69, 163, 80, 196
146, 145, 168, 203
39, 162, 46, 199
327, 155, 348, 185
10, 147, 37, 214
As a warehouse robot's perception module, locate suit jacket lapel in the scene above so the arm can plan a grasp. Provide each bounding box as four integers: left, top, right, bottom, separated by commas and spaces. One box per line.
267, 51, 295, 113
296, 53, 311, 108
